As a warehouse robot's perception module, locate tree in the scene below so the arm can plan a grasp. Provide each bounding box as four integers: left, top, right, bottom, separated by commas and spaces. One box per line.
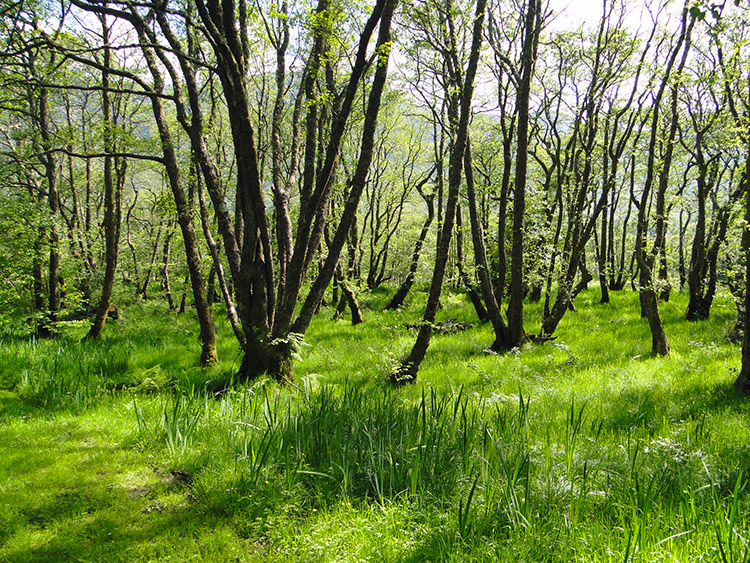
0, 3, 65, 337
634, 5, 694, 356
191, 0, 399, 380
460, 0, 543, 351
392, 0, 486, 384
86, 11, 125, 340
539, 6, 650, 335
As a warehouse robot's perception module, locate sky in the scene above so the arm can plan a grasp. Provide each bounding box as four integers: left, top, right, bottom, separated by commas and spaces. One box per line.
545, 0, 680, 34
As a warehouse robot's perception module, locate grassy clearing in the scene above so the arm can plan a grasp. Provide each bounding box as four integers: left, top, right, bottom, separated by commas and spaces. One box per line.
1, 288, 749, 561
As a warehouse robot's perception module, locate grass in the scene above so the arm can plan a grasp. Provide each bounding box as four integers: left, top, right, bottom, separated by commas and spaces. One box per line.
1, 287, 749, 561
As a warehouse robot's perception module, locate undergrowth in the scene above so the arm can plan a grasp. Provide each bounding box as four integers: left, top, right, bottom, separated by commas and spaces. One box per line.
1, 288, 749, 561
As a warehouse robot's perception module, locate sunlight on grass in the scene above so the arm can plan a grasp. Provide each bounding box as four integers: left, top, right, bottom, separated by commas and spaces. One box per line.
1, 288, 749, 561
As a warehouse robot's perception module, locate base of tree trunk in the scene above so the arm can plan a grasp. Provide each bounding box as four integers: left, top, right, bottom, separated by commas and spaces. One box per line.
385, 280, 412, 310
390, 361, 418, 386
686, 298, 710, 321
734, 369, 750, 394
36, 317, 59, 339
200, 344, 219, 367
235, 341, 294, 385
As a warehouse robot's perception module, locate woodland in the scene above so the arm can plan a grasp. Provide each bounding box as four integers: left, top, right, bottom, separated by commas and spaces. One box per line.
1, 0, 750, 560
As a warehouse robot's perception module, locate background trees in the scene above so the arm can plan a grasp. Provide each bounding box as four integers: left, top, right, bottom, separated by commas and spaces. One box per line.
1, 0, 750, 389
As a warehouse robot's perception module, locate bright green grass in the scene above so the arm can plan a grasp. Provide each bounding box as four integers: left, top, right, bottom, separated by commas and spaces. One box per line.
1, 288, 749, 561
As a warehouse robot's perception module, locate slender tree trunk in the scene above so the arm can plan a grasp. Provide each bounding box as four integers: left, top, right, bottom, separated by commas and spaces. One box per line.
507, 0, 541, 347
161, 227, 175, 310
392, 0, 486, 383
634, 10, 693, 355
598, 129, 610, 304
597, 214, 610, 304
145, 64, 217, 366
87, 15, 123, 340
456, 204, 487, 320
140, 221, 162, 299
678, 208, 689, 290
386, 185, 434, 310
32, 226, 47, 334
290, 0, 396, 337
464, 138, 509, 349
686, 160, 709, 320
197, 171, 245, 345
613, 157, 635, 291
38, 86, 60, 337
735, 158, 750, 392
333, 265, 364, 325
126, 189, 140, 291
178, 274, 189, 314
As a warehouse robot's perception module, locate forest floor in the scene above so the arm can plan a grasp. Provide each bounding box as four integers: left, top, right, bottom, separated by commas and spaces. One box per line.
1, 287, 749, 561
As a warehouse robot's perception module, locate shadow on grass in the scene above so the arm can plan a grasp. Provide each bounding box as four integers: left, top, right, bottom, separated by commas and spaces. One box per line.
0, 413, 262, 563
605, 374, 750, 431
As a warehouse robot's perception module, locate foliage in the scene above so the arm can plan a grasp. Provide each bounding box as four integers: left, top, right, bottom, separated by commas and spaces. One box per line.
1, 288, 750, 561
0, 188, 47, 334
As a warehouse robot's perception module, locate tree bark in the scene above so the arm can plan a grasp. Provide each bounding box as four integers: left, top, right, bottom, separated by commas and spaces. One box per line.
507, 0, 541, 347
385, 174, 435, 310
87, 14, 123, 340
392, 0, 486, 383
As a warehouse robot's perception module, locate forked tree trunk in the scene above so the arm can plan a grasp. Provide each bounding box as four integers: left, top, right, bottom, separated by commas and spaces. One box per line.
243, 0, 398, 383
391, 0, 486, 384
386, 172, 435, 310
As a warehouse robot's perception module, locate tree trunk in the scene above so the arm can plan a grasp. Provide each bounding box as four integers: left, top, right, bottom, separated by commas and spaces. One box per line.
463, 138, 509, 350
140, 221, 162, 300
87, 16, 123, 340
455, 204, 487, 321
634, 9, 693, 355
678, 208, 689, 290
735, 160, 750, 392
597, 130, 610, 305
507, 0, 541, 347
392, 0, 486, 383
137, 34, 218, 366
385, 173, 435, 310
686, 159, 710, 320
38, 86, 60, 337
333, 266, 364, 325
197, 171, 245, 345
161, 226, 175, 311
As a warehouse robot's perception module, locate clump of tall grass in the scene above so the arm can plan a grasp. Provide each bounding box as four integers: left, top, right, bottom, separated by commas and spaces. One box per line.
131, 374, 750, 560
6, 339, 131, 409
5, 288, 750, 560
